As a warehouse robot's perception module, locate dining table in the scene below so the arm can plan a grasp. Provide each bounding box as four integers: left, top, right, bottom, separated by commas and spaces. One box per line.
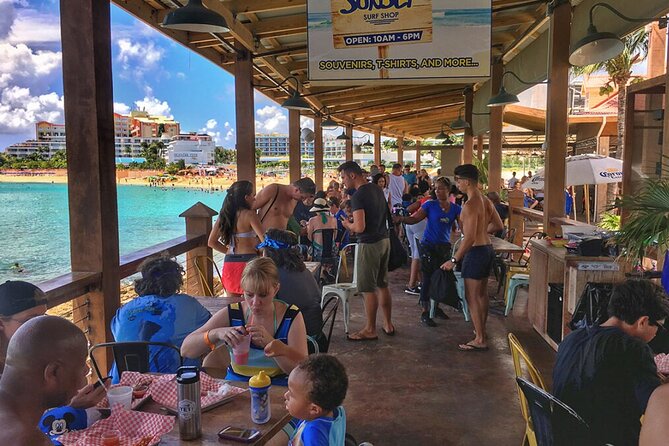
490, 235, 525, 254
142, 380, 292, 445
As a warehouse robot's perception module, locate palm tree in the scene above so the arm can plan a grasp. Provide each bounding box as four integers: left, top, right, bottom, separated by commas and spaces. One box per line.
573, 28, 648, 162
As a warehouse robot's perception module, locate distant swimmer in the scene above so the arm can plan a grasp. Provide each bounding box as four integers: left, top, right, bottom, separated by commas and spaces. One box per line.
10, 263, 25, 273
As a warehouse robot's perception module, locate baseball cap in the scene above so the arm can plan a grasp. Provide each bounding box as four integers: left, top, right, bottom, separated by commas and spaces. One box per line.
0, 281, 47, 317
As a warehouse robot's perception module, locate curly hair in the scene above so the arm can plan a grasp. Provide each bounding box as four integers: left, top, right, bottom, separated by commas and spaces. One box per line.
608, 279, 669, 325
219, 180, 254, 246
262, 229, 305, 273
134, 256, 183, 297
297, 354, 348, 412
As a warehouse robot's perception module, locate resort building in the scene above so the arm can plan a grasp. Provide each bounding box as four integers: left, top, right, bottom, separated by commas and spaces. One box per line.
128, 110, 180, 138
164, 133, 215, 165
255, 133, 364, 162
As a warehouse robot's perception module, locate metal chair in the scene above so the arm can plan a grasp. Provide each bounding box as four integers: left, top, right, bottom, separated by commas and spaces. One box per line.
508, 333, 547, 446
502, 231, 545, 303
310, 228, 338, 285
516, 377, 590, 446
321, 243, 359, 334
89, 341, 182, 381
193, 255, 225, 297
308, 296, 341, 354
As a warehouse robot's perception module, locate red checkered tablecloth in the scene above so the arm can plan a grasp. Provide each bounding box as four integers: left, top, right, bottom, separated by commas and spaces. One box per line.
655, 354, 669, 374
97, 372, 170, 410
58, 407, 174, 446
150, 372, 246, 411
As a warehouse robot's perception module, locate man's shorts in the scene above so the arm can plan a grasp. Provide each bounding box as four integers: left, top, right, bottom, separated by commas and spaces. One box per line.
222, 253, 257, 294
406, 219, 427, 259
460, 245, 494, 280
356, 238, 390, 293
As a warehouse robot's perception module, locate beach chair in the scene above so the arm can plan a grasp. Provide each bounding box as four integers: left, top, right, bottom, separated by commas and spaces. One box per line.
89, 341, 182, 381
321, 243, 359, 334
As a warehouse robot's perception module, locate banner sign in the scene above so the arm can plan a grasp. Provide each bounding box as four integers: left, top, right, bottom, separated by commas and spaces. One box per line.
308, 0, 491, 83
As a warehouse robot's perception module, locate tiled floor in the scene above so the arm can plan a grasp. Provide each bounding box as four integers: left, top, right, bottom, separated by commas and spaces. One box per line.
328, 266, 556, 446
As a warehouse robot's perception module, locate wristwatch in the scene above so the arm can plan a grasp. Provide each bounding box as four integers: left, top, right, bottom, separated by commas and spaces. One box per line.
450, 257, 458, 264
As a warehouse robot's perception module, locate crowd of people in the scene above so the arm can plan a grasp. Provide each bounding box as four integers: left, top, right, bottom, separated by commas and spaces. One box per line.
4, 160, 669, 445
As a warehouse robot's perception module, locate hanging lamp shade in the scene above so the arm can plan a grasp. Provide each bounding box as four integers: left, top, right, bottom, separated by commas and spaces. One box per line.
281, 91, 311, 111
361, 138, 374, 148
443, 135, 454, 145
435, 127, 449, 140
162, 0, 229, 33
336, 130, 350, 140
487, 86, 519, 107
450, 108, 470, 130
569, 24, 624, 66
321, 115, 338, 129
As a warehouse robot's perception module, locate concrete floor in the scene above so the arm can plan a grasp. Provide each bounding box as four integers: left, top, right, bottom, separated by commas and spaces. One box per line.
329, 266, 556, 446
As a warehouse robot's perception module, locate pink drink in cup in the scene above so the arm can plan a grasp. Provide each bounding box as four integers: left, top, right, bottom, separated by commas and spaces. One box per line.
232, 334, 251, 365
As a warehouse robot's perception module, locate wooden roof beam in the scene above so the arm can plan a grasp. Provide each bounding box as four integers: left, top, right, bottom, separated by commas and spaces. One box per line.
226, 0, 305, 15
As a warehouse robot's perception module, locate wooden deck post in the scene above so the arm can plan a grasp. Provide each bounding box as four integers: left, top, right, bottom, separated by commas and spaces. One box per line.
415, 141, 421, 171
60, 0, 119, 369
488, 62, 504, 192
180, 203, 218, 296
234, 41, 255, 187
543, 0, 571, 237
374, 130, 382, 166
507, 189, 525, 247
463, 89, 474, 164
314, 118, 324, 191
345, 124, 353, 162
289, 109, 301, 183
477, 135, 484, 160
397, 136, 404, 165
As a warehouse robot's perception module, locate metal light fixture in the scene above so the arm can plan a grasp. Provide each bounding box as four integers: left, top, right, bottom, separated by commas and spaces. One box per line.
434, 124, 450, 140
450, 107, 471, 130
336, 130, 350, 140
361, 136, 374, 149
162, 0, 229, 33
488, 71, 548, 107
316, 106, 338, 129
569, 3, 667, 67
443, 135, 454, 145
276, 76, 311, 111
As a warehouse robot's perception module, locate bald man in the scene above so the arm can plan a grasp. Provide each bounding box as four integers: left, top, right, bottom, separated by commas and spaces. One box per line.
0, 315, 89, 445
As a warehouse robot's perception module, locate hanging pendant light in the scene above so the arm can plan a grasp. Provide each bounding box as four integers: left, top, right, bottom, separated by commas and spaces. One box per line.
488, 71, 548, 107
162, 0, 229, 33
361, 136, 374, 149
336, 130, 350, 140
450, 107, 471, 130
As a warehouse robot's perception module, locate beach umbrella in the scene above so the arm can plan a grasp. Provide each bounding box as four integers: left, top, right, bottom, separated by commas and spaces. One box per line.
520, 154, 623, 224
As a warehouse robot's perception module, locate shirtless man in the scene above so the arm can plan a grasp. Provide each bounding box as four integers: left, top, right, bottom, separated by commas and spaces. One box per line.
0, 315, 89, 445
441, 164, 503, 351
255, 177, 316, 231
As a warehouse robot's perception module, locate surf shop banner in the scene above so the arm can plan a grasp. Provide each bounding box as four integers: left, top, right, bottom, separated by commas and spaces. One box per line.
307, 0, 491, 84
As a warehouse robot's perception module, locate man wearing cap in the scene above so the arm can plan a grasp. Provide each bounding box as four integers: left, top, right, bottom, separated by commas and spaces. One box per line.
441, 165, 503, 351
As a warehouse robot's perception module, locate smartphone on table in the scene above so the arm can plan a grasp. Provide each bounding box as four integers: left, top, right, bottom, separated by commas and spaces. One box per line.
218, 426, 261, 443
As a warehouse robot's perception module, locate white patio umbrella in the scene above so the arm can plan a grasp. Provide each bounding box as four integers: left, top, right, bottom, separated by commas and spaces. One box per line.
520, 154, 623, 223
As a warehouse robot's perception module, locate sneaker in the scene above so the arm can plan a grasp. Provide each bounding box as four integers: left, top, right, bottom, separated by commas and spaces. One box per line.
420, 312, 437, 327
433, 307, 450, 320
405, 286, 420, 295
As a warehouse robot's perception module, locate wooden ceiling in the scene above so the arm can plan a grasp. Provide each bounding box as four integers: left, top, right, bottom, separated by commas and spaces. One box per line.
113, 0, 549, 140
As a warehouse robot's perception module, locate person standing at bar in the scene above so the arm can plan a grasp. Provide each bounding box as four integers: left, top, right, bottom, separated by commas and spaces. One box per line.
441, 164, 503, 351
255, 178, 316, 232
338, 161, 395, 340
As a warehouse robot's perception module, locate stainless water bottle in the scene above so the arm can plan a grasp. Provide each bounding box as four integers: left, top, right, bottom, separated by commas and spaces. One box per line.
177, 366, 201, 440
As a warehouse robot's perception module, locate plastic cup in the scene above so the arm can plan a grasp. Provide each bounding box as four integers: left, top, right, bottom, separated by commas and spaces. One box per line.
232, 334, 251, 365
101, 430, 121, 446
107, 386, 133, 410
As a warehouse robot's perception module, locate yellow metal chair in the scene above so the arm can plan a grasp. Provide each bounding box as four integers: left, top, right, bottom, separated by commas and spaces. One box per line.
508, 333, 547, 446
193, 255, 225, 297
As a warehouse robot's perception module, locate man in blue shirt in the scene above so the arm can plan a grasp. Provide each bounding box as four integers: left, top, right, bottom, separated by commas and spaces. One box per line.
402, 165, 417, 186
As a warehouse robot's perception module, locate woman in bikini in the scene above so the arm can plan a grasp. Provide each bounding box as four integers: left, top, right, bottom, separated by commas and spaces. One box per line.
209, 180, 265, 297
181, 257, 308, 385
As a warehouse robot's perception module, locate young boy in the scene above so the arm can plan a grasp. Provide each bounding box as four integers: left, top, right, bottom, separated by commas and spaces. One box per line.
285, 354, 348, 446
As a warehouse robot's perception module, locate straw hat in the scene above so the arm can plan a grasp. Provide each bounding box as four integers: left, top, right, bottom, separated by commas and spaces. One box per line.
309, 198, 330, 212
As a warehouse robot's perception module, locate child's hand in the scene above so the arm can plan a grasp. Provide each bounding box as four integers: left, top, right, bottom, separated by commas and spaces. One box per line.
264, 339, 287, 358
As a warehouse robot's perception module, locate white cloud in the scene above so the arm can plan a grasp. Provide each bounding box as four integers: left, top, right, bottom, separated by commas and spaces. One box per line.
5, 8, 61, 49
134, 96, 172, 118
300, 116, 313, 130
0, 85, 63, 134
0, 0, 16, 39
199, 118, 235, 146
114, 102, 131, 115
115, 38, 164, 80
0, 42, 61, 89
205, 118, 217, 130
255, 105, 287, 134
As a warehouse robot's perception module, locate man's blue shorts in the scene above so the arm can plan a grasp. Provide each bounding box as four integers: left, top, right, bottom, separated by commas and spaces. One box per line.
461, 245, 495, 279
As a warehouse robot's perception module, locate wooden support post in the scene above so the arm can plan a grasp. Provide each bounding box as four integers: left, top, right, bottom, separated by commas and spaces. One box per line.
647, 22, 667, 78
397, 136, 404, 165
595, 135, 610, 219
314, 118, 324, 191
345, 124, 353, 162
463, 89, 474, 164
60, 0, 119, 370
440, 148, 448, 174
488, 62, 504, 192
289, 109, 301, 183
234, 41, 255, 187
415, 141, 421, 171
477, 135, 484, 160
542, 1, 571, 237
507, 189, 525, 247
180, 203, 218, 296
374, 130, 382, 166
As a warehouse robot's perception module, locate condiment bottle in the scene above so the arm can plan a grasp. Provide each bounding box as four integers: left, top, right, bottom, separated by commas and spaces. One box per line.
249, 370, 271, 424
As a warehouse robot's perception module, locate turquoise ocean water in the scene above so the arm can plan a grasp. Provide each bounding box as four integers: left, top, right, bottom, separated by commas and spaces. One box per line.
0, 183, 225, 284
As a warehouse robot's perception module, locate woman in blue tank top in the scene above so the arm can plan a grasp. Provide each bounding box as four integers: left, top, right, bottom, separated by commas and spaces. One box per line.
181, 257, 308, 385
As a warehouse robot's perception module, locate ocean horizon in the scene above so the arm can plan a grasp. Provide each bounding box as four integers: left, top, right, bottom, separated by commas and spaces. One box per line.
0, 182, 226, 285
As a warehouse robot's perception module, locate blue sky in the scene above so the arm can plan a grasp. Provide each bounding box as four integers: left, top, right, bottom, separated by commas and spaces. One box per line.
0, 0, 338, 150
